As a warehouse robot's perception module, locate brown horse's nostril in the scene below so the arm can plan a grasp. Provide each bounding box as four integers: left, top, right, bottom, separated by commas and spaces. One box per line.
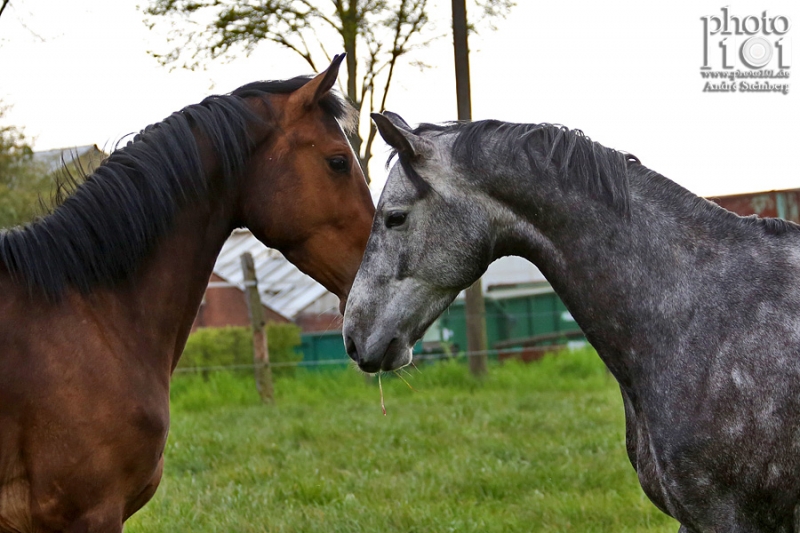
345, 336, 360, 365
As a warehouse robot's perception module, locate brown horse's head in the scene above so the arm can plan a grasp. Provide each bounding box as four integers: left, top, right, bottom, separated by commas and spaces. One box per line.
235, 55, 375, 311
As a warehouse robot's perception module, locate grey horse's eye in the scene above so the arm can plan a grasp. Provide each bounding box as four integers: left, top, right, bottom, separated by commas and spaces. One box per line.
385, 211, 408, 229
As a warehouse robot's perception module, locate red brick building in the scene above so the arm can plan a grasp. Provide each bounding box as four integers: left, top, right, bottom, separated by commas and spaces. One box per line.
192, 273, 289, 331
710, 189, 800, 222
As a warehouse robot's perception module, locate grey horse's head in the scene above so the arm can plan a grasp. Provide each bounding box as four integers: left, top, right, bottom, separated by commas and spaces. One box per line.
343, 112, 513, 373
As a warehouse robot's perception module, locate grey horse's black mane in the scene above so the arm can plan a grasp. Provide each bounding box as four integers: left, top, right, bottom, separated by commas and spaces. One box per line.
0, 76, 353, 299
404, 120, 799, 236
411, 120, 633, 215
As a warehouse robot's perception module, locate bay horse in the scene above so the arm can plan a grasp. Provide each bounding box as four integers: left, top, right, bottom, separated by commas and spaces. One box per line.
343, 111, 800, 533
0, 55, 374, 532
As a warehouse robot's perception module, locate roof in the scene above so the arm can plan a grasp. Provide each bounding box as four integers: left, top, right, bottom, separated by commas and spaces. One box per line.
483, 256, 547, 289
32, 145, 105, 174
450, 256, 549, 301
213, 230, 330, 320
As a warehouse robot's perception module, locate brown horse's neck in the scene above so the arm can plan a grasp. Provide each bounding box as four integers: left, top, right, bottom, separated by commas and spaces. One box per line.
95, 195, 236, 375
103, 126, 265, 375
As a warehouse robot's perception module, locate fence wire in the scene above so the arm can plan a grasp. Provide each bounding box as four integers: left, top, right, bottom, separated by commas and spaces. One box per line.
171, 346, 573, 375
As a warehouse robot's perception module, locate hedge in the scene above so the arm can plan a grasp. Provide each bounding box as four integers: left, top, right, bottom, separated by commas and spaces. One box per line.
178, 323, 303, 377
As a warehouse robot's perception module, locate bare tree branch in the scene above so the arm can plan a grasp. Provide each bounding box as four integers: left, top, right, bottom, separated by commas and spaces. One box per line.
379, 0, 429, 111
0, 0, 10, 21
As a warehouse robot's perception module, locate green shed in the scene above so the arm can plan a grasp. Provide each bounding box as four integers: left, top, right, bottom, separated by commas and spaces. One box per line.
297, 281, 586, 369
432, 282, 585, 355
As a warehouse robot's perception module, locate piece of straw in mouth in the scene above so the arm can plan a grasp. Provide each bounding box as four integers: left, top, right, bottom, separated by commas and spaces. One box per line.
378, 368, 421, 416
378, 372, 386, 416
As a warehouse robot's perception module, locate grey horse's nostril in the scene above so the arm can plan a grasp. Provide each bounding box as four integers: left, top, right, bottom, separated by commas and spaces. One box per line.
345, 336, 360, 364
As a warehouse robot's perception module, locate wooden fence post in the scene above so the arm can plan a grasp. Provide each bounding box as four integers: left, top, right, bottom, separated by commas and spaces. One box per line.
240, 252, 274, 404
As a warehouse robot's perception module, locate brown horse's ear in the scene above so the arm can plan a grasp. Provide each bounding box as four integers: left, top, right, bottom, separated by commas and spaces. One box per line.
371, 112, 432, 159
289, 53, 346, 109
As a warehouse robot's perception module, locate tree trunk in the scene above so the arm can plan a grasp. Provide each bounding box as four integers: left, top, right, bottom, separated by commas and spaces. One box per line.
452, 0, 488, 377
341, 1, 369, 182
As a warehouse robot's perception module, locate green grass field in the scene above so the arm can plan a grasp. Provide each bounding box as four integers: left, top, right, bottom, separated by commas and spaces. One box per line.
125, 349, 679, 532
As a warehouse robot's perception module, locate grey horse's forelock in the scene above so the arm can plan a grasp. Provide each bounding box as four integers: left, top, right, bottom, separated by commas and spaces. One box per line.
385, 151, 433, 199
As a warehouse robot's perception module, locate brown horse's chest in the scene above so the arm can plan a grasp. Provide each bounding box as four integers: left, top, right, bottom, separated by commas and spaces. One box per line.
0, 389, 168, 532
0, 290, 170, 532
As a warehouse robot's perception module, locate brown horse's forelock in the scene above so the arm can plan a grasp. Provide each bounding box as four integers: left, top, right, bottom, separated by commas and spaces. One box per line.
0, 76, 353, 300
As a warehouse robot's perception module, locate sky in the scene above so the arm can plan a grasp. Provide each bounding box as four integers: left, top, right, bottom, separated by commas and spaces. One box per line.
0, 0, 798, 199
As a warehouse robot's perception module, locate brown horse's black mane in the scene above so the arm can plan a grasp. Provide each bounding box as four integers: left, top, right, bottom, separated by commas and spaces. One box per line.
0, 76, 353, 299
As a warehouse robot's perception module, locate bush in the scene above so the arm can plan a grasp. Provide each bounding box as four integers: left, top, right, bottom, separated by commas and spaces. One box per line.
264, 322, 304, 376
179, 326, 250, 369
178, 323, 303, 377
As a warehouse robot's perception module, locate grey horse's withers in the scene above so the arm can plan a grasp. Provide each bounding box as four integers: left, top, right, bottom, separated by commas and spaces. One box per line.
343, 111, 800, 532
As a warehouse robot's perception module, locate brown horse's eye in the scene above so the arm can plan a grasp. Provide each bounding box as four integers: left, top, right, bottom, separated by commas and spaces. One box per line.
385, 211, 408, 229
327, 156, 349, 174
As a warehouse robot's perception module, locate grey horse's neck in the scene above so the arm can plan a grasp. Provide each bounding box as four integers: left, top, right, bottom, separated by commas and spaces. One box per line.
488, 162, 796, 386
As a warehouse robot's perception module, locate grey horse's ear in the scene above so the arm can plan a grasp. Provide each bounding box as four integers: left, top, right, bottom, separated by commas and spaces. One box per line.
371, 112, 432, 159
383, 111, 413, 131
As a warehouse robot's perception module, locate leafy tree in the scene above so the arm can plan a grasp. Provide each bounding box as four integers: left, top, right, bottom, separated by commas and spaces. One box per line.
143, 0, 513, 183
0, 105, 50, 227
0, 105, 98, 228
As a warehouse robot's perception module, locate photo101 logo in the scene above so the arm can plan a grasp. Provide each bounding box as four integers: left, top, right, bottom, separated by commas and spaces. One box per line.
701, 7, 791, 94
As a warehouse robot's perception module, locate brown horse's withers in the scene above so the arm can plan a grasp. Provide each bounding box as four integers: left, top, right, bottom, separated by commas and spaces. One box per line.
0, 55, 374, 532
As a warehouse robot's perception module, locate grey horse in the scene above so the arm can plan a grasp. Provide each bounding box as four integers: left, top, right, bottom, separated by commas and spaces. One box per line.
343, 111, 800, 533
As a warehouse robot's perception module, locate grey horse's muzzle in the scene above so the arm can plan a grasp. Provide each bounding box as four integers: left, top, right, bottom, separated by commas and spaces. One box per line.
344, 328, 412, 373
